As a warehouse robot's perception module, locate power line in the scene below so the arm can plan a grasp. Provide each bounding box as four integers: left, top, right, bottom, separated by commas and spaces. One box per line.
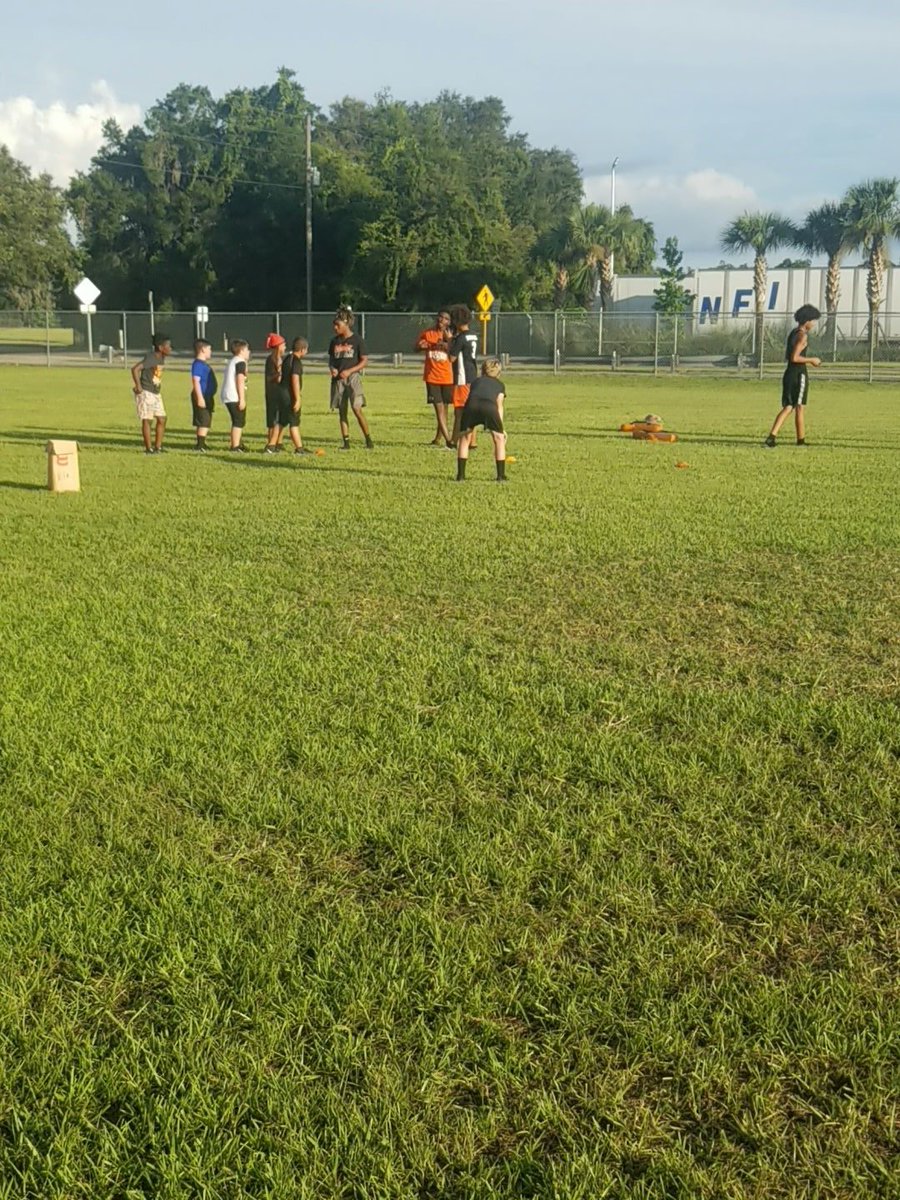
90, 157, 308, 193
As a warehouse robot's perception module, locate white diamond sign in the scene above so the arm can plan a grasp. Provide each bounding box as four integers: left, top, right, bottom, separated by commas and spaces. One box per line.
74, 277, 101, 306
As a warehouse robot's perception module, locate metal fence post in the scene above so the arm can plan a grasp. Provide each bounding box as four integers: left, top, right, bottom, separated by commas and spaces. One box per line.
653, 312, 659, 376
758, 317, 765, 381
831, 315, 838, 364
275, 312, 280, 336
553, 310, 559, 374
598, 307, 603, 359
671, 316, 678, 372
122, 312, 128, 367
868, 318, 875, 384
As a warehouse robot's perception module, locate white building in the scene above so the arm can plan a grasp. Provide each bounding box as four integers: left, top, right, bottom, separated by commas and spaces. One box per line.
612, 265, 900, 337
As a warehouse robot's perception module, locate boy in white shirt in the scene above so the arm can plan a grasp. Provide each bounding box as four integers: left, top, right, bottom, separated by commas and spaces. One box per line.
222, 339, 251, 452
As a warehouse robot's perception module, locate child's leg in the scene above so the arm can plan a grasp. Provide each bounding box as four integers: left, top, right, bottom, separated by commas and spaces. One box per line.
456, 430, 472, 480
450, 407, 462, 446
154, 417, 166, 450
795, 406, 806, 442
266, 423, 283, 450
768, 406, 791, 438
434, 402, 451, 446
141, 419, 153, 451
288, 424, 302, 449
339, 401, 351, 446
230, 418, 242, 449
353, 403, 372, 443
491, 429, 507, 480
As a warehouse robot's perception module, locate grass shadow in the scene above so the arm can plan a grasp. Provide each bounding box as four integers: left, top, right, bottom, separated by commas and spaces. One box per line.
0, 480, 45, 492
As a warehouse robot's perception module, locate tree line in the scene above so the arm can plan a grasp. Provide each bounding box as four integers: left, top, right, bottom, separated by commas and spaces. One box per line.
0, 71, 654, 314
1, 70, 899, 326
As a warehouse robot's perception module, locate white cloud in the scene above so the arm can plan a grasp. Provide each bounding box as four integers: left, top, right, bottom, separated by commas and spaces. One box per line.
0, 81, 141, 185
584, 167, 760, 265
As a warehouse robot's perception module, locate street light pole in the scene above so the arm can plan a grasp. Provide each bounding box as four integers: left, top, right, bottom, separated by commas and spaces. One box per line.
305, 113, 313, 318
609, 155, 620, 280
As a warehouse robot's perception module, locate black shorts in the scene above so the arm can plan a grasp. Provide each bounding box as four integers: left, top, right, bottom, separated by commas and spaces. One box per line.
426, 383, 454, 406
460, 399, 504, 434
192, 398, 214, 429
266, 389, 299, 429
781, 366, 809, 408
225, 401, 247, 429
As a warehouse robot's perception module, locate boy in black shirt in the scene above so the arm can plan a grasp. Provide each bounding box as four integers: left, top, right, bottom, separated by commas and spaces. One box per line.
456, 358, 507, 482
765, 305, 821, 447
448, 305, 478, 449
329, 307, 373, 450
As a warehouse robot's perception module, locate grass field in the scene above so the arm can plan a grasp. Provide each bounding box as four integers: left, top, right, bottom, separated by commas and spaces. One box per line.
0, 327, 74, 346
1, 367, 898, 1199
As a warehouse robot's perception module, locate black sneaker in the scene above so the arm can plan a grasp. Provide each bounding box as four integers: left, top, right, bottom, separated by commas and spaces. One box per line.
230, 445, 248, 453
339, 443, 351, 451
194, 443, 208, 453
264, 446, 278, 455
295, 446, 313, 456
796, 439, 807, 446
144, 448, 156, 455
155, 446, 167, 454
364, 440, 374, 450
764, 435, 776, 448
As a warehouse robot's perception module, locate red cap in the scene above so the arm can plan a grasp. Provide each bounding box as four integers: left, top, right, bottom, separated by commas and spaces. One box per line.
265, 333, 285, 349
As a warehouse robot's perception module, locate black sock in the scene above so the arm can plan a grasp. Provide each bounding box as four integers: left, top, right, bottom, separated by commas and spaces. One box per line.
496, 458, 506, 481
456, 458, 467, 481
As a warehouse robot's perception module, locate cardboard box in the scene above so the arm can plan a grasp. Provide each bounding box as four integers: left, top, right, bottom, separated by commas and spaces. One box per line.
46, 440, 80, 493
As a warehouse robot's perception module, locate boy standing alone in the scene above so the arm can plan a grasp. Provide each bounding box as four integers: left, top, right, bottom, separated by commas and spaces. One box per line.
131, 333, 171, 454
455, 358, 508, 483
765, 305, 822, 447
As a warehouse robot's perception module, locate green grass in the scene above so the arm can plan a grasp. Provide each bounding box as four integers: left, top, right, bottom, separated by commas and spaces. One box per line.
0, 367, 898, 1199
0, 326, 73, 346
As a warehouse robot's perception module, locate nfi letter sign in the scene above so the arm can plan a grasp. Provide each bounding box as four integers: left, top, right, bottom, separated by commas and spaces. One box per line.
699, 282, 780, 324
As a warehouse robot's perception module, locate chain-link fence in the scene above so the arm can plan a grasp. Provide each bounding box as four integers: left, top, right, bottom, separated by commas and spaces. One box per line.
3, 309, 899, 380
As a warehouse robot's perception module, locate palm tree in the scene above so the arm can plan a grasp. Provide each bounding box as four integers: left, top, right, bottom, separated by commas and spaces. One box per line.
797, 202, 856, 341
721, 211, 796, 355
843, 178, 900, 350
567, 204, 655, 309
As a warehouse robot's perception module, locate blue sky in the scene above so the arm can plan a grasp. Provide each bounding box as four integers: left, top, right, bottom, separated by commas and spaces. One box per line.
4, 0, 900, 265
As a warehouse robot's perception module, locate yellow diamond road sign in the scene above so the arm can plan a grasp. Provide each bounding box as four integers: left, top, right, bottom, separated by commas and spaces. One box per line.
475, 285, 495, 312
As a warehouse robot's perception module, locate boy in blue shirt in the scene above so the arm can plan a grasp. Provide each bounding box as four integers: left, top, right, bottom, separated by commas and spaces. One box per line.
190, 339, 217, 452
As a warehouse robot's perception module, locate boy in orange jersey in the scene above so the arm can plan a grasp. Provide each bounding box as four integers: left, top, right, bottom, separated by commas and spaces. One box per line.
415, 309, 454, 448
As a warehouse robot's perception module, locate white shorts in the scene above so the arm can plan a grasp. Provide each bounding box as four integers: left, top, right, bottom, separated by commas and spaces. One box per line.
135, 390, 166, 420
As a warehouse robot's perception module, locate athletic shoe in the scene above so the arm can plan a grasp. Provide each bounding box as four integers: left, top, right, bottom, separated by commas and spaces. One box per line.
230, 445, 248, 453
295, 446, 313, 455
155, 447, 167, 454
364, 440, 374, 450
764, 435, 776, 448
264, 446, 278, 455
144, 448, 156, 455
796, 439, 807, 446
338, 444, 351, 451
194, 443, 208, 453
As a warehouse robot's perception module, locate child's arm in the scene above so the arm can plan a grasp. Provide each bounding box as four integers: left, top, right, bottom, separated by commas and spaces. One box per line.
131, 360, 143, 394
339, 354, 367, 379
191, 374, 206, 407
236, 366, 246, 409
289, 368, 302, 412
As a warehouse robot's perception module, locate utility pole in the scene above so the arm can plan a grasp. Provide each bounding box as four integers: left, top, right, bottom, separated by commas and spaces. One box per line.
305, 114, 313, 317
609, 156, 620, 280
